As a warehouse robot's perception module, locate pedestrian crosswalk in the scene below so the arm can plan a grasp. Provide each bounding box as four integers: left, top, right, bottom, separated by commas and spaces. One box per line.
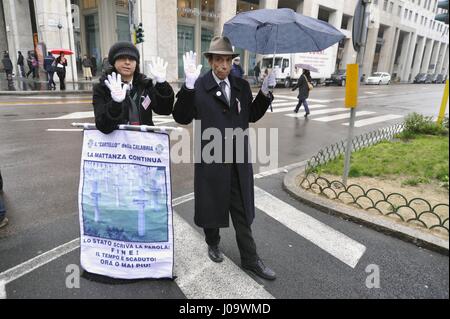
267, 95, 404, 128
17, 111, 176, 126
169, 181, 367, 298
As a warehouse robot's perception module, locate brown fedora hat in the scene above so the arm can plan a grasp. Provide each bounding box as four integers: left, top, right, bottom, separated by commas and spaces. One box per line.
204, 36, 240, 59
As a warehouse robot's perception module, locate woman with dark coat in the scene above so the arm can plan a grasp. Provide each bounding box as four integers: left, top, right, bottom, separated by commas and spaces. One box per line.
93, 42, 174, 134
55, 53, 68, 90
292, 69, 313, 117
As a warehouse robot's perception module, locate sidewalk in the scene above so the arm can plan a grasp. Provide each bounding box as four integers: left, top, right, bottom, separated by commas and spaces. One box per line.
0, 73, 96, 95
0, 73, 261, 96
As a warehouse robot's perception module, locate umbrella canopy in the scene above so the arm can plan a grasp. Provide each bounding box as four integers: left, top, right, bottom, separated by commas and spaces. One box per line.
223, 8, 345, 54
295, 63, 319, 72
50, 49, 74, 55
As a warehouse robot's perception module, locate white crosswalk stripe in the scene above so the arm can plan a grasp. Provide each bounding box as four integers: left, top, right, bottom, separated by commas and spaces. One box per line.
271, 104, 328, 114
264, 95, 403, 129
254, 187, 366, 268
343, 114, 404, 127
285, 108, 349, 118
312, 111, 376, 122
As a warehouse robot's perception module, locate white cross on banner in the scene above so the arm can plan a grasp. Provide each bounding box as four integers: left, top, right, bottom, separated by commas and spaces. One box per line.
78, 130, 174, 279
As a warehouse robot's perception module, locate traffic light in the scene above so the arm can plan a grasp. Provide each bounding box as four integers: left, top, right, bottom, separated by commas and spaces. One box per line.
435, 0, 449, 24
135, 23, 144, 44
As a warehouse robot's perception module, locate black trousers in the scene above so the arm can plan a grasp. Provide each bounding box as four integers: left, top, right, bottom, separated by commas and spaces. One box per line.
57, 71, 66, 90
204, 164, 258, 266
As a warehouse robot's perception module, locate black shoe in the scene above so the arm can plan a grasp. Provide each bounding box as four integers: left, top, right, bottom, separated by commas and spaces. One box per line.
208, 245, 224, 263
242, 259, 276, 280
304, 112, 310, 118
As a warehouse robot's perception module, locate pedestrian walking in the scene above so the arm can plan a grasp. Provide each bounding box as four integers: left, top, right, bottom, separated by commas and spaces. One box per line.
253, 61, 261, 84
26, 51, 34, 78
91, 55, 98, 77
43, 52, 56, 90
292, 69, 313, 118
2, 52, 15, 90
55, 53, 68, 90
263, 68, 276, 112
0, 170, 7, 229
230, 56, 244, 78
93, 41, 174, 134
173, 36, 277, 281
1, 52, 13, 79
82, 54, 93, 81
101, 55, 111, 74
17, 51, 26, 77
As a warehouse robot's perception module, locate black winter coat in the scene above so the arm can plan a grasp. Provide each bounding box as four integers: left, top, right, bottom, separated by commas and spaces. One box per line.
93, 73, 174, 134
173, 70, 273, 228
292, 73, 312, 100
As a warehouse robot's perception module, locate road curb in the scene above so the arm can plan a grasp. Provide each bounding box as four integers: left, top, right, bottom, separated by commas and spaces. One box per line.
283, 166, 449, 256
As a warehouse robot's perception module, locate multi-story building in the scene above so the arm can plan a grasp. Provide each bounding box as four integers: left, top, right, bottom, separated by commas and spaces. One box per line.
0, 0, 448, 83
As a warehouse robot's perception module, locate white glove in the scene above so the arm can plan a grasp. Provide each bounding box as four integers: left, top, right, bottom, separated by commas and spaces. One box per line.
148, 56, 168, 83
104, 72, 129, 103
261, 71, 272, 95
183, 51, 202, 89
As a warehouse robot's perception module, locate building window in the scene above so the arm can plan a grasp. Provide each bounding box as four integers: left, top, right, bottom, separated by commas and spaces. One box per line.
389, 2, 394, 13
341, 15, 351, 30
383, 0, 388, 11
398, 5, 402, 17
415, 13, 418, 22
115, 0, 128, 9
83, 0, 97, 9
117, 15, 131, 42
404, 9, 408, 19
409, 10, 412, 20
237, 0, 258, 13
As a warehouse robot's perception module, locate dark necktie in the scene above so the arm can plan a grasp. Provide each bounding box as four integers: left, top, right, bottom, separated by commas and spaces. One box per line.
219, 81, 230, 106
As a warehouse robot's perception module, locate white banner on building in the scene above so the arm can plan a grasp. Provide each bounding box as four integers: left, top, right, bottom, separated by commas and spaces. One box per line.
78, 129, 174, 279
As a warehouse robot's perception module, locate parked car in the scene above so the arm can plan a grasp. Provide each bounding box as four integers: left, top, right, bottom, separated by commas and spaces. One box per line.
413, 73, 428, 83
425, 73, 438, 84
324, 70, 346, 86
365, 72, 391, 85
433, 73, 446, 84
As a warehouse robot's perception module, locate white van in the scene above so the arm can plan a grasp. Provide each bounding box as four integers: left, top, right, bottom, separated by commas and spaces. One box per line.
260, 48, 336, 88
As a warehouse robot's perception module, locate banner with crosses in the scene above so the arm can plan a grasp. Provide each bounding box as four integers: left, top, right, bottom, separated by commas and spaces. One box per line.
78, 129, 173, 279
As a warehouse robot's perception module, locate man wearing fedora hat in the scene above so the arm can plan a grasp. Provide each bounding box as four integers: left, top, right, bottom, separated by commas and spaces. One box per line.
173, 36, 276, 280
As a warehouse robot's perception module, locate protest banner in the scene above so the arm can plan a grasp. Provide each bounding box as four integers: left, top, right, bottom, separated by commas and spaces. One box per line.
78, 129, 173, 279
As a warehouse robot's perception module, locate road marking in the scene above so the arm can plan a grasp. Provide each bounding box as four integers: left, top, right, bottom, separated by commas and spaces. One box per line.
313, 111, 375, 122
307, 99, 333, 103
254, 187, 366, 268
271, 104, 328, 114
285, 108, 348, 118
173, 212, 274, 299
254, 160, 308, 178
271, 101, 300, 108
272, 94, 299, 101
15, 111, 95, 121
0, 100, 91, 106
15, 96, 92, 100
343, 114, 404, 127
47, 129, 83, 132
0, 238, 80, 299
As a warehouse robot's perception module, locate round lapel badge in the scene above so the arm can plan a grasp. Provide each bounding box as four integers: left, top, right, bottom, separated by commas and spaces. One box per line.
216, 91, 222, 97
